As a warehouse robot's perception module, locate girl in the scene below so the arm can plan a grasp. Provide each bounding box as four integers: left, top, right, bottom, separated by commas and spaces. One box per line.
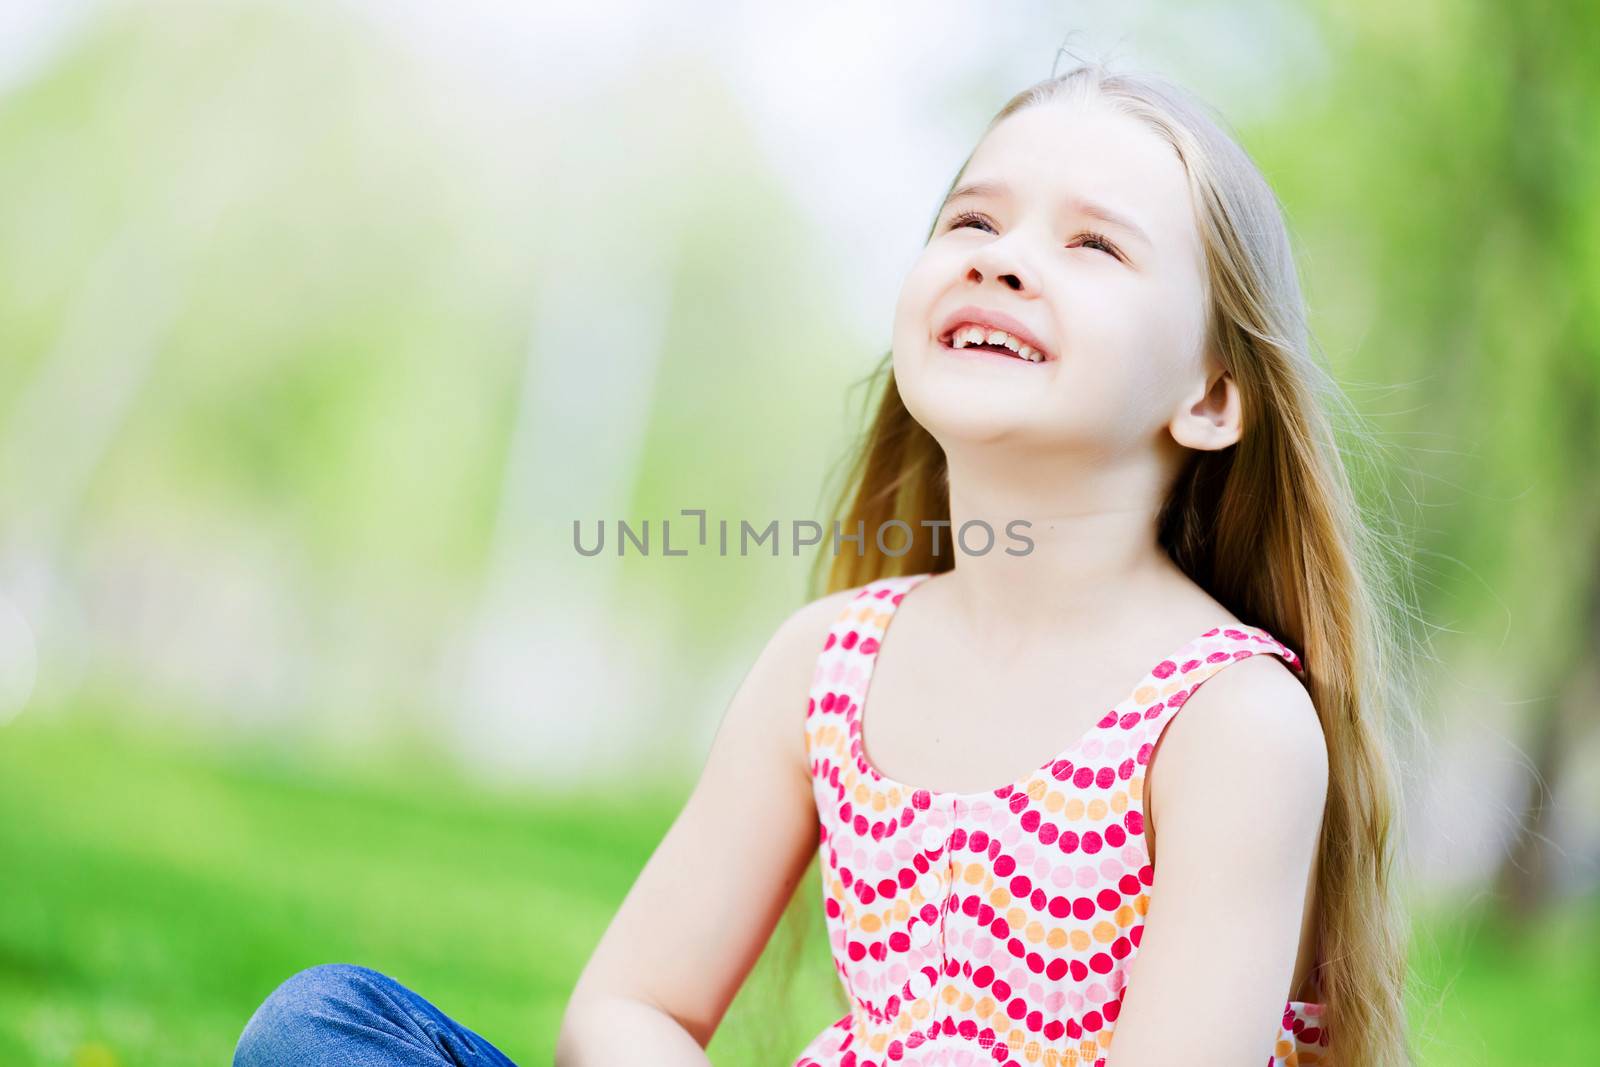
236, 59, 1417, 1067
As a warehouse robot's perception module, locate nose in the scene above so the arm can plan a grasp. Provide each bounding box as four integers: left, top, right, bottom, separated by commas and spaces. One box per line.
964, 235, 1036, 293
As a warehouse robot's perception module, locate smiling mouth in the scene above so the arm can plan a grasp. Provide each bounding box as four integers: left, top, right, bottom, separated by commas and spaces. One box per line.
937, 334, 1048, 364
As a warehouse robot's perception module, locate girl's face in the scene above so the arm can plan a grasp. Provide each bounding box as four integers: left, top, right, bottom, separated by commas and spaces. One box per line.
892, 98, 1223, 461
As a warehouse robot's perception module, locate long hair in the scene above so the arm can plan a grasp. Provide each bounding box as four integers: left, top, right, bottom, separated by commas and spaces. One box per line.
759, 58, 1424, 1067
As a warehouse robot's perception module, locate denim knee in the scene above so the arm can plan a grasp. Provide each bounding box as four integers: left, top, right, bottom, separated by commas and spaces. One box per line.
233, 962, 390, 1066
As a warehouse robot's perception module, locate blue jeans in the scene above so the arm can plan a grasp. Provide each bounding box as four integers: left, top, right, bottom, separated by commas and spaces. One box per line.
233, 963, 521, 1066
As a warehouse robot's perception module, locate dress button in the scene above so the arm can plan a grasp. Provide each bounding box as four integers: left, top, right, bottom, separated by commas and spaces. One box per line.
918, 870, 943, 901
912, 919, 937, 947
921, 825, 947, 851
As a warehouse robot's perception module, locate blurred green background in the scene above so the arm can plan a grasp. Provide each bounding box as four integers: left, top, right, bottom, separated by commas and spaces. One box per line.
1, 1, 1596, 1065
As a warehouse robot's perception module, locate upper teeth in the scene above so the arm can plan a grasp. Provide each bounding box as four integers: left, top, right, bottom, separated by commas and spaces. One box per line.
948, 325, 1045, 362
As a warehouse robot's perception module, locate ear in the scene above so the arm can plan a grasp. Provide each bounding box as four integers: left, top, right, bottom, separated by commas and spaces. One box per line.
1166, 362, 1242, 451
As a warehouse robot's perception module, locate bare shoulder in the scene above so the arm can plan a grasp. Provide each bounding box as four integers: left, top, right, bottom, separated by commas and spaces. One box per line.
1163, 653, 1326, 782
1150, 652, 1328, 843
738, 585, 863, 785
782, 585, 863, 643
763, 585, 860, 673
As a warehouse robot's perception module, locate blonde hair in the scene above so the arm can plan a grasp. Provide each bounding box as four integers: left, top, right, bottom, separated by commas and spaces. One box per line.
753, 58, 1423, 1067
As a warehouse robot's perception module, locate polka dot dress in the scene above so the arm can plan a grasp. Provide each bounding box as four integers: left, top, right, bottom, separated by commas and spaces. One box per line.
793, 573, 1331, 1067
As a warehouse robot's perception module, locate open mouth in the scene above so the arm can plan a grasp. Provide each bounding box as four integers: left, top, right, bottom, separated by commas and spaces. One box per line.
934, 307, 1055, 363
938, 333, 1049, 364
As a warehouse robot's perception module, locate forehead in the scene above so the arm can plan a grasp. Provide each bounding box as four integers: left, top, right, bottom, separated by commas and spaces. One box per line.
956, 99, 1201, 263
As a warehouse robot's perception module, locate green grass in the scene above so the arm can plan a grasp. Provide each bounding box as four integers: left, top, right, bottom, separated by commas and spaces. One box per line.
0, 710, 1594, 1066
0, 709, 842, 1066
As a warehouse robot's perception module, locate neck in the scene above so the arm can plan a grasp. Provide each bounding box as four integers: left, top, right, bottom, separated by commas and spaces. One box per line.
933, 444, 1189, 649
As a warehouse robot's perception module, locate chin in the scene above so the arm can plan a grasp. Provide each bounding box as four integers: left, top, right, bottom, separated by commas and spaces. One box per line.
898, 378, 1051, 445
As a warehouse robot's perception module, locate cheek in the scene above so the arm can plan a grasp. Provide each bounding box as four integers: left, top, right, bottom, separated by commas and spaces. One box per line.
892, 254, 946, 336
1036, 281, 1197, 434
1077, 273, 1198, 374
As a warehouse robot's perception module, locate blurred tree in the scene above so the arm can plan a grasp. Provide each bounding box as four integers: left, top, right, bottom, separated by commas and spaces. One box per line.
1291, 0, 1600, 917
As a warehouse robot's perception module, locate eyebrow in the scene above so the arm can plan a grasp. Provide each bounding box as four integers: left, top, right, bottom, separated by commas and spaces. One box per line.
942, 179, 1153, 247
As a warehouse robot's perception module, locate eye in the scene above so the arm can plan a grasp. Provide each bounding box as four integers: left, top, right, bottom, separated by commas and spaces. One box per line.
1072, 230, 1123, 260
946, 209, 995, 233
945, 210, 1123, 261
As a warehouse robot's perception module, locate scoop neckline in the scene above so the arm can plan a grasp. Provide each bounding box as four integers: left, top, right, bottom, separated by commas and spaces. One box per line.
847, 570, 1292, 806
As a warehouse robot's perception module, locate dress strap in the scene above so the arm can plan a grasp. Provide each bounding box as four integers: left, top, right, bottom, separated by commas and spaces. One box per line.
1127, 624, 1308, 756
804, 573, 934, 791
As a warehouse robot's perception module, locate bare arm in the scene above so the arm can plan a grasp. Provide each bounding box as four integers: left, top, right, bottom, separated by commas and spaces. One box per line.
1104, 655, 1329, 1067
554, 588, 857, 1066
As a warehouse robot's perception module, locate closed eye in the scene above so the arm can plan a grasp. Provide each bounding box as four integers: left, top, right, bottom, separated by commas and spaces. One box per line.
944, 210, 1123, 261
